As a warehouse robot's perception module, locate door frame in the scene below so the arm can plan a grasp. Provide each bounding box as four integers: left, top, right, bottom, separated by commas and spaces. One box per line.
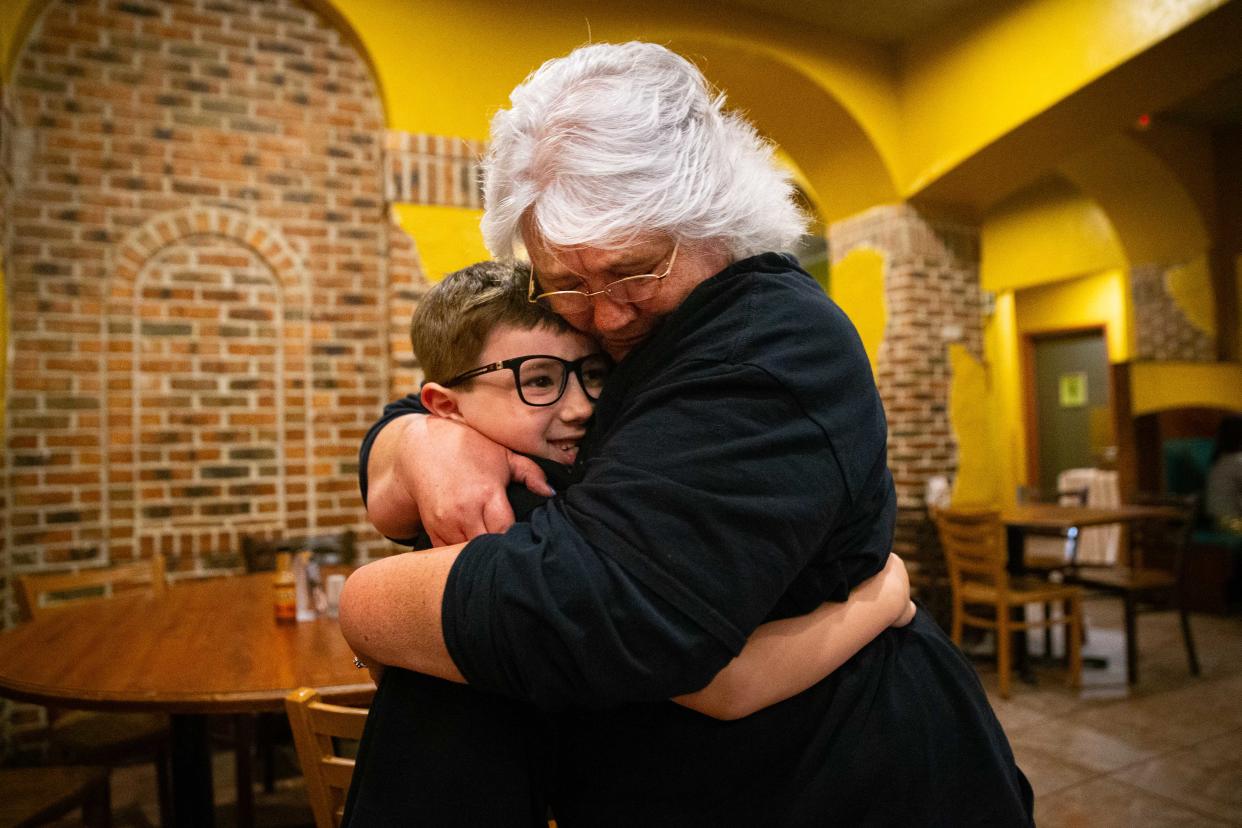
1021, 324, 1111, 491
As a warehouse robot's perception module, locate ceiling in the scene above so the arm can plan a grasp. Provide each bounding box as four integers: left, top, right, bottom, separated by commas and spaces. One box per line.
714, 0, 995, 45
717, 1, 1242, 129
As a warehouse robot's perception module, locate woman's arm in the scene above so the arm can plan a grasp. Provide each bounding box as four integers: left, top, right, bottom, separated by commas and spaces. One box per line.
673, 554, 915, 720
338, 544, 468, 682
364, 410, 551, 545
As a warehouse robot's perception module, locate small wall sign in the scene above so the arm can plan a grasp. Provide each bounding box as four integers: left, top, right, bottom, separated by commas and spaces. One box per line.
1059, 371, 1088, 408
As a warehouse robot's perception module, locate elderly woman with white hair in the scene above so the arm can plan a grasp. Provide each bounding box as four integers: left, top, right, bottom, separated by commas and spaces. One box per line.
342, 41, 1033, 825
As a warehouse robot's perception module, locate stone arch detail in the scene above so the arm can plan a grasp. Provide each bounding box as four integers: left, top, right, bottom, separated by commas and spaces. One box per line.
111, 206, 308, 293
104, 207, 312, 573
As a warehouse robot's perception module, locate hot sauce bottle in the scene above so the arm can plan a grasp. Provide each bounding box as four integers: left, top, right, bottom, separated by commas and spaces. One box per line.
273, 551, 297, 623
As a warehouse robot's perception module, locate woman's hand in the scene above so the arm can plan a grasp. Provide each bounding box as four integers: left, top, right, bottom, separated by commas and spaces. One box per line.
365, 414, 553, 545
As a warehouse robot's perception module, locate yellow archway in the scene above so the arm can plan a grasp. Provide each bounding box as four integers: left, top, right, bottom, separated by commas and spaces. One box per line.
667, 35, 899, 225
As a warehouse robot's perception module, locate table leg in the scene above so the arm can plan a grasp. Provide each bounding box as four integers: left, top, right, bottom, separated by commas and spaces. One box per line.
170, 713, 215, 827
1005, 525, 1036, 685
234, 713, 255, 828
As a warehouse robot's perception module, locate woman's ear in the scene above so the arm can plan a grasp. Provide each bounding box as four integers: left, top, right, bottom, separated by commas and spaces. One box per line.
420, 383, 465, 422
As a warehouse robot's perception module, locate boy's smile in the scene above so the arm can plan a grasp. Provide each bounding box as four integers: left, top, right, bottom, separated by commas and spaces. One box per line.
426, 324, 601, 466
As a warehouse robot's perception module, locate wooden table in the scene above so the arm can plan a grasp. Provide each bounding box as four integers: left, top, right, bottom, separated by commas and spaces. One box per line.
0, 573, 374, 827
1001, 503, 1181, 538
1000, 502, 1182, 681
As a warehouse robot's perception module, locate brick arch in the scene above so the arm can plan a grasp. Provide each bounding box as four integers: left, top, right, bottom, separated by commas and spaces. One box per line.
111, 206, 307, 293
104, 208, 313, 573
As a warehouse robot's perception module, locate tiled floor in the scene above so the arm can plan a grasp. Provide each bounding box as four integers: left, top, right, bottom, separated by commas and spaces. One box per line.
44, 598, 1242, 826
985, 598, 1242, 826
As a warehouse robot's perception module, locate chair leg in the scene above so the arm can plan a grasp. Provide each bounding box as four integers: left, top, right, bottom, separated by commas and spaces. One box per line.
1066, 596, 1082, 689
951, 599, 963, 646
1178, 600, 1200, 676
1123, 594, 1139, 685
1043, 602, 1053, 658
82, 773, 112, 828
997, 608, 1011, 699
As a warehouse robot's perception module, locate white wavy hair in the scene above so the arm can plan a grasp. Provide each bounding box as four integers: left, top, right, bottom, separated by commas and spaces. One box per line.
481, 41, 807, 261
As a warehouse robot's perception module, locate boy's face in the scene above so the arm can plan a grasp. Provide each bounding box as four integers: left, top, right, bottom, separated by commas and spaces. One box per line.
447, 324, 600, 465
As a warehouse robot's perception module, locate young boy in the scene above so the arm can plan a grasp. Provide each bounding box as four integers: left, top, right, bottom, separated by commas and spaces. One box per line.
344, 261, 912, 824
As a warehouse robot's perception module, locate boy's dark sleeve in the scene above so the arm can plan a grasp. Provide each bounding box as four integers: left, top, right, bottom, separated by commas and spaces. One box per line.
358, 394, 427, 546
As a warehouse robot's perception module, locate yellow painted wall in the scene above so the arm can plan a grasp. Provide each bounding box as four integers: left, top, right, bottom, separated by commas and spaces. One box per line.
829, 248, 886, 374
1130, 362, 1242, 416
948, 343, 997, 506
978, 269, 1137, 499
1015, 269, 1131, 363
985, 293, 1025, 507
1, 0, 40, 82
981, 176, 1126, 293
324, 0, 904, 222
391, 205, 487, 282
1058, 133, 1209, 266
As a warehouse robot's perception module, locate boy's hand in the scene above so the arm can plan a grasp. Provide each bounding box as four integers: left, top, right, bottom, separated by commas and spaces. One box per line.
893, 600, 917, 628
881, 553, 916, 629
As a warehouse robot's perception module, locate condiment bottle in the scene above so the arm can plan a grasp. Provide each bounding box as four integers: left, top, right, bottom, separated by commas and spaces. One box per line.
294, 550, 316, 622
273, 552, 297, 623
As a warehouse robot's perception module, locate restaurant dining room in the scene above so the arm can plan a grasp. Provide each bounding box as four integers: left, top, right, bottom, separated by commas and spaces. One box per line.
1, 0, 1241, 825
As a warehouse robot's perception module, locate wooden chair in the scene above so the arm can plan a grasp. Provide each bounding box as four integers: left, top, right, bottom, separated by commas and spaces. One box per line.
13, 557, 172, 826
1066, 493, 1200, 685
284, 689, 561, 828
15, 556, 167, 621
240, 530, 356, 801
935, 508, 1083, 698
0, 765, 111, 827
284, 688, 369, 828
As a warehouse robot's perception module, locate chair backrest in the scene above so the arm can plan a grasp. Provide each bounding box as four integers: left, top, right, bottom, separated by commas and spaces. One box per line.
285, 687, 368, 828
934, 508, 1008, 592
15, 556, 167, 623
1128, 493, 1196, 574
242, 530, 356, 573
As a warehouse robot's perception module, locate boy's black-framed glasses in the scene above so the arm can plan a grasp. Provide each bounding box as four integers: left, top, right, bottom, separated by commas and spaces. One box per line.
443, 353, 612, 407
527, 243, 680, 316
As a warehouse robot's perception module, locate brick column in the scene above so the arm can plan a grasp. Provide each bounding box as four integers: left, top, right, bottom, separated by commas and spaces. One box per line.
829, 205, 983, 618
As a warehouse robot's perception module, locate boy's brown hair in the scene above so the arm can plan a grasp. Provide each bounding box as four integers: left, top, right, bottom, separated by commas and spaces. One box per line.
411, 260, 574, 385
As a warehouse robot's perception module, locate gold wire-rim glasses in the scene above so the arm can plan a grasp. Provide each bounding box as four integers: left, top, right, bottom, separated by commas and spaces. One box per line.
526, 242, 680, 314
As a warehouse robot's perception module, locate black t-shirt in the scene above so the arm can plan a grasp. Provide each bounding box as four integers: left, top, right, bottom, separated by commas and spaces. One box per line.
357, 253, 1032, 825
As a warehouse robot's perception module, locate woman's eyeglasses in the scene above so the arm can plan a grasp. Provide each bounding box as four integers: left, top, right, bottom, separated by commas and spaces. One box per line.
527, 243, 679, 316
443, 353, 612, 407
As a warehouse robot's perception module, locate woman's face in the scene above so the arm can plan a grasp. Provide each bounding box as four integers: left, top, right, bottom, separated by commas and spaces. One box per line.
525, 234, 732, 361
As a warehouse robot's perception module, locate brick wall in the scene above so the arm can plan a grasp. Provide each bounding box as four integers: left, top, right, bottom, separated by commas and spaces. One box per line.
1, 84, 12, 755
830, 204, 983, 617
2, 0, 395, 580
385, 131, 484, 209
1131, 262, 1216, 361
